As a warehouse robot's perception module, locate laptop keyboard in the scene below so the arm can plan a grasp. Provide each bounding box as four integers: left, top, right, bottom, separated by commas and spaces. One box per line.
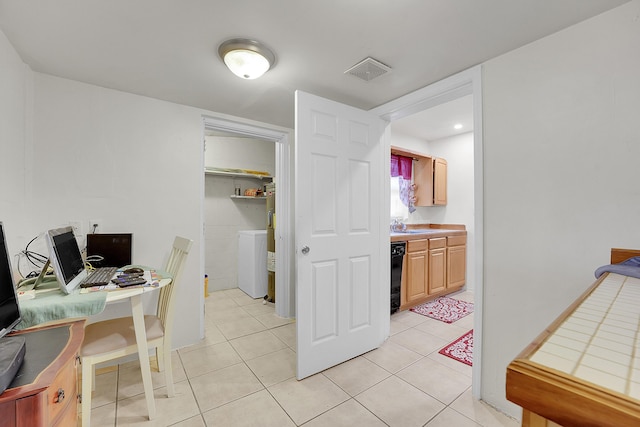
81, 267, 118, 287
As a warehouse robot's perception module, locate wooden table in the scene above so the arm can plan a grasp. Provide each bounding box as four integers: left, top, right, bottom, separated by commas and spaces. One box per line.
506, 271, 640, 427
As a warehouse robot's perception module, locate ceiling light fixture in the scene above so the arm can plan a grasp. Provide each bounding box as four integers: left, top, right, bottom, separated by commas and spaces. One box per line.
454, 123, 463, 130
218, 38, 275, 80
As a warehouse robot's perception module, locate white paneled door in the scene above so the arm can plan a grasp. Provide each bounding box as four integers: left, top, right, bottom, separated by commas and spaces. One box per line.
295, 91, 386, 379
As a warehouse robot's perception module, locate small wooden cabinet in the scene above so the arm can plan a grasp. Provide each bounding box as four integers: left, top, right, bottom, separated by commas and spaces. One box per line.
0, 320, 84, 427
433, 158, 447, 206
427, 238, 447, 294
405, 240, 428, 304
447, 235, 466, 289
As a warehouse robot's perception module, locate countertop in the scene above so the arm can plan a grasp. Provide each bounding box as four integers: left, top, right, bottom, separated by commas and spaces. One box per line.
390, 225, 466, 242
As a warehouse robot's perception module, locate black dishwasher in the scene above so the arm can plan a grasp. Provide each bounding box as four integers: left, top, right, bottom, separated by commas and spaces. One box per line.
390, 242, 405, 314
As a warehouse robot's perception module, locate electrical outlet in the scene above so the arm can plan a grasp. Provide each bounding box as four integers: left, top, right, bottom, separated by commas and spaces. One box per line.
88, 219, 103, 234
69, 221, 83, 236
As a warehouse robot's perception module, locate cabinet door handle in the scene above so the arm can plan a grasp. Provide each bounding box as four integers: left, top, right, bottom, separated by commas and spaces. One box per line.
54, 388, 65, 403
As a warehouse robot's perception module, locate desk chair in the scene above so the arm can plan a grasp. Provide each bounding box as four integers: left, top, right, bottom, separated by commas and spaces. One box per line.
79, 236, 193, 427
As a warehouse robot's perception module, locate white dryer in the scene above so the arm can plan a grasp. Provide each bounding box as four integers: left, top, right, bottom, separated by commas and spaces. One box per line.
237, 230, 268, 298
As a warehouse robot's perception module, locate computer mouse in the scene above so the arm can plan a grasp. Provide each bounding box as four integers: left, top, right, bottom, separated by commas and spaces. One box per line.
123, 267, 144, 274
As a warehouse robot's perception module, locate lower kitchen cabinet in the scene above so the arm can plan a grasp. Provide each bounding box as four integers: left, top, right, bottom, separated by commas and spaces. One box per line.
447, 236, 467, 289
427, 238, 446, 294
405, 239, 428, 304
400, 233, 467, 310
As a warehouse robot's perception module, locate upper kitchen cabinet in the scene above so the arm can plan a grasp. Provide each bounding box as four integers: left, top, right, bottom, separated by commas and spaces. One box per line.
433, 157, 447, 205
391, 146, 447, 206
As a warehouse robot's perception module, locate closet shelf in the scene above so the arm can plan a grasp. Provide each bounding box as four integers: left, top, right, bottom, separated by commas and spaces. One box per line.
205, 167, 272, 180
230, 195, 267, 200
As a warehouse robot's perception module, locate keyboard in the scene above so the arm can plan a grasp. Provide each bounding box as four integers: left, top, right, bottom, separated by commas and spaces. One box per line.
80, 267, 118, 288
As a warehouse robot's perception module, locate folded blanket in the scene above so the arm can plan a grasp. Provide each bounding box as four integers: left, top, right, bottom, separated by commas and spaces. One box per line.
16, 281, 107, 330
594, 256, 640, 279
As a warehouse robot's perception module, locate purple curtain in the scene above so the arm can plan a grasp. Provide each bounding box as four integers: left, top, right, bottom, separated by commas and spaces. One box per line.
390, 154, 412, 179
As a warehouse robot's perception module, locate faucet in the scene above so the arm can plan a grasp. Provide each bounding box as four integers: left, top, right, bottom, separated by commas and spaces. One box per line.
391, 218, 406, 232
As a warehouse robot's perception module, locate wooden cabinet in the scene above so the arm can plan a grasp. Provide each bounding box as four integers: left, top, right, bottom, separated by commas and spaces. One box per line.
400, 233, 466, 310
447, 235, 466, 289
391, 146, 447, 206
427, 238, 446, 294
405, 240, 428, 304
412, 155, 434, 207
433, 158, 447, 206
0, 320, 84, 427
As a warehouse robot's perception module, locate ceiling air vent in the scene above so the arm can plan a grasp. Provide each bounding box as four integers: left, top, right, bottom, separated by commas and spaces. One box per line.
344, 57, 391, 82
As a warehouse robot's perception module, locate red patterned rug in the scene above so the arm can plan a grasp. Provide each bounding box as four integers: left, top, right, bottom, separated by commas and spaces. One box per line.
409, 296, 473, 323
439, 330, 473, 366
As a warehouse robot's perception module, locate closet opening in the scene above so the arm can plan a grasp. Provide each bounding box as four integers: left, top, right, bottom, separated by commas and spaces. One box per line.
201, 116, 293, 318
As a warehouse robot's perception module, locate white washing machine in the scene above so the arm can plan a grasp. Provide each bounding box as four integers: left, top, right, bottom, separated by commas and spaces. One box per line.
237, 230, 268, 298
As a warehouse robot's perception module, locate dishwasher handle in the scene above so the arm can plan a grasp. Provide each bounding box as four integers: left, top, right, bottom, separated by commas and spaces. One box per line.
391, 242, 406, 257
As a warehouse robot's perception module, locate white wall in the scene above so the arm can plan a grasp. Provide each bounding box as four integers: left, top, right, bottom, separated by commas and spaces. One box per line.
204, 135, 275, 291
28, 73, 204, 348
204, 135, 275, 175
0, 26, 31, 261
481, 0, 640, 417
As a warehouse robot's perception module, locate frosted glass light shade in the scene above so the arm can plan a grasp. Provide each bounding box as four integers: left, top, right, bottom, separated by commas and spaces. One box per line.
223, 49, 270, 79
218, 39, 275, 80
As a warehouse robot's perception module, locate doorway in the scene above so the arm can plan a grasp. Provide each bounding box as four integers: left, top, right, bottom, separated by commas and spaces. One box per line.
372, 65, 483, 398
201, 116, 294, 318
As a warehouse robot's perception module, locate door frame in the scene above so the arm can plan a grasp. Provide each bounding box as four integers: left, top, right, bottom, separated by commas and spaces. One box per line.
202, 115, 294, 318
370, 65, 484, 398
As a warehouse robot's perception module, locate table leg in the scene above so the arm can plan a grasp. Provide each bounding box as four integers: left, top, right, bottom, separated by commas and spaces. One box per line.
131, 294, 156, 419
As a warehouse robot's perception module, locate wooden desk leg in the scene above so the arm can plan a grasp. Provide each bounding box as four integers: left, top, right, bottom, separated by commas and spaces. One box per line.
131, 294, 156, 419
522, 409, 559, 427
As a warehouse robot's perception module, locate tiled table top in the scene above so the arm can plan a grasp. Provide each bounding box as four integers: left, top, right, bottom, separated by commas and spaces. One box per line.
530, 273, 640, 399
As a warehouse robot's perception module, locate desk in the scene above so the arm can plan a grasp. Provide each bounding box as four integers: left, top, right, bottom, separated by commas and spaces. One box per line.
17, 269, 172, 421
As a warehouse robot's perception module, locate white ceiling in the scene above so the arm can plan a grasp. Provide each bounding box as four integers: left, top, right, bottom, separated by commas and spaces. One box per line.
0, 1, 629, 133
393, 95, 474, 142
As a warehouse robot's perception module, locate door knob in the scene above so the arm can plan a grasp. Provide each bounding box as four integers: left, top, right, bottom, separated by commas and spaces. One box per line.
301, 246, 310, 255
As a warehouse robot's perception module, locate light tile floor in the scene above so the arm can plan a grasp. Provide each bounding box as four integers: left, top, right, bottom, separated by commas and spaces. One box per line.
89, 289, 519, 426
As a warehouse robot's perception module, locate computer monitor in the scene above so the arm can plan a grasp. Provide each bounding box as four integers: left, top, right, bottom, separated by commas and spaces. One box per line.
86, 233, 132, 268
0, 222, 21, 338
44, 226, 87, 294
